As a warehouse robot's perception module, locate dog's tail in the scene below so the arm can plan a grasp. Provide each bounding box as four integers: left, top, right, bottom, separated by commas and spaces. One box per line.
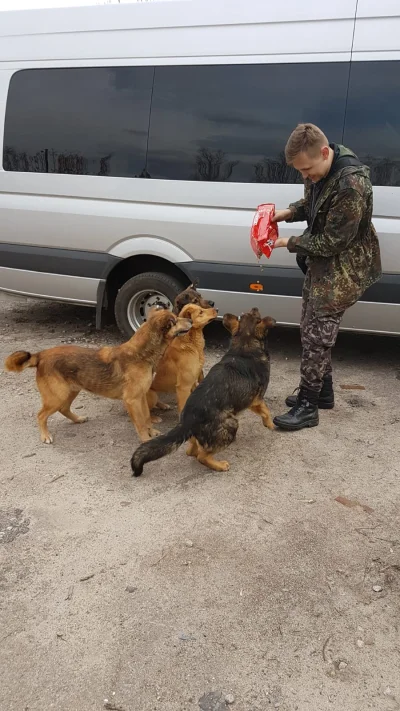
131, 423, 188, 477
4, 350, 39, 372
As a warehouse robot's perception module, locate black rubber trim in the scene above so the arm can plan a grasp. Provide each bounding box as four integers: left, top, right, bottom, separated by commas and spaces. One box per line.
0, 243, 121, 279
181, 262, 399, 305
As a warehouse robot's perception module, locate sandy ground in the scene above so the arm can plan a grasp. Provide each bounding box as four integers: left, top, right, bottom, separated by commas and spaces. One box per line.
0, 291, 400, 711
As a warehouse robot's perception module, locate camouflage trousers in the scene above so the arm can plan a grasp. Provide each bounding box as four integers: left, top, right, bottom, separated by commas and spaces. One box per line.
300, 277, 344, 393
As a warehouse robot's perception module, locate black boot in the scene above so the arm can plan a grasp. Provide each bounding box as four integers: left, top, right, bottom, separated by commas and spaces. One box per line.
274, 386, 319, 431
285, 373, 334, 410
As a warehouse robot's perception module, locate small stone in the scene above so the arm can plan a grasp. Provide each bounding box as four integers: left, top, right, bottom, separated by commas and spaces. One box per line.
372, 585, 383, 592
125, 585, 137, 593
356, 639, 364, 648
185, 540, 194, 548
338, 661, 348, 670
384, 687, 394, 698
225, 694, 235, 705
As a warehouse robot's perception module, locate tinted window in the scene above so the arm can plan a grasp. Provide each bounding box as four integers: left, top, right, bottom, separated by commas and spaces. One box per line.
146, 63, 349, 183
344, 61, 400, 187
3, 67, 153, 177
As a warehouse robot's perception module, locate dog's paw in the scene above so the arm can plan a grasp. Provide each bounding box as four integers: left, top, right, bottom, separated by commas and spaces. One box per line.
218, 460, 230, 472
149, 428, 161, 438
157, 402, 171, 411
151, 415, 162, 424
41, 434, 53, 445
75, 415, 88, 424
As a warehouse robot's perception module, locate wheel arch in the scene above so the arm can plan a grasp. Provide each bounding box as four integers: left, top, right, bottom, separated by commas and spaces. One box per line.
97, 252, 192, 329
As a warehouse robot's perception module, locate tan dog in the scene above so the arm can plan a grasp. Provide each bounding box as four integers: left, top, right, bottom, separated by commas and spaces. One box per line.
4, 307, 192, 445
147, 304, 218, 415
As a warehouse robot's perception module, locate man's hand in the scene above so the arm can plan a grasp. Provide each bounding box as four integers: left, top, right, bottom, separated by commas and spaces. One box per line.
272, 208, 292, 223
274, 237, 289, 249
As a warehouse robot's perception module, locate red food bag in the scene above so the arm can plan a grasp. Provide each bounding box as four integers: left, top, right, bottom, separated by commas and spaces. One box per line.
250, 203, 279, 259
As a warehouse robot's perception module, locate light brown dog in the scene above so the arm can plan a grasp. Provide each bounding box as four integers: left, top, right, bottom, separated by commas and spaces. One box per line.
147, 303, 218, 415
4, 307, 192, 445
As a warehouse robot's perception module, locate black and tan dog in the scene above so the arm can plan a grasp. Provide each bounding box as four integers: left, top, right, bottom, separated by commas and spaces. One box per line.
131, 307, 276, 476
173, 280, 215, 315
5, 307, 192, 445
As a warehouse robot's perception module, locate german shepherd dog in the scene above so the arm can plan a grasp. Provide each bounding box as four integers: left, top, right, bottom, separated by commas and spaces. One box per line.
131, 308, 276, 476
5, 307, 192, 445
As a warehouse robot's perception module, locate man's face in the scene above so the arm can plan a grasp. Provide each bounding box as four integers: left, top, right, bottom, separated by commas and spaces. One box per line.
292, 146, 331, 183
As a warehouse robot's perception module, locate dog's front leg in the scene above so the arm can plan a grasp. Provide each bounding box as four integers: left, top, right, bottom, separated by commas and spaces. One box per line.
249, 400, 275, 430
176, 385, 192, 414
124, 394, 159, 442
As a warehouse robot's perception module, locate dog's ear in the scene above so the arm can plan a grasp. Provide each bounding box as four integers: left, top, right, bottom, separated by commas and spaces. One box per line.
179, 303, 197, 319
263, 316, 276, 329
255, 315, 276, 338
162, 314, 177, 331
223, 313, 239, 335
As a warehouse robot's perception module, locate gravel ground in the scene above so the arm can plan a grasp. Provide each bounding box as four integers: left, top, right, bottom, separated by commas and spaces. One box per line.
0, 292, 399, 711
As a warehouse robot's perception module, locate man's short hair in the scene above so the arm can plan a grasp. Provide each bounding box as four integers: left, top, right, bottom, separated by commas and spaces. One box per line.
285, 123, 329, 164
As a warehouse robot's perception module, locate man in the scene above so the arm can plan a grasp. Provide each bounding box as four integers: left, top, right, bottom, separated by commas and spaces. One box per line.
272, 123, 382, 431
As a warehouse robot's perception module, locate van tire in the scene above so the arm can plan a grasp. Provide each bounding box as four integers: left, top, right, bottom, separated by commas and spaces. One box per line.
114, 271, 187, 338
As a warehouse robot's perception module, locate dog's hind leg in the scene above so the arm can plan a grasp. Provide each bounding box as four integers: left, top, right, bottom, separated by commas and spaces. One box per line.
59, 392, 87, 424
186, 437, 199, 457
196, 446, 230, 472
37, 404, 59, 444
36, 376, 74, 444
195, 413, 239, 471
250, 400, 275, 430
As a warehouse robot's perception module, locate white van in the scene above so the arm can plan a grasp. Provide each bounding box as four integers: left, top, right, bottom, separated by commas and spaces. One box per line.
0, 0, 399, 336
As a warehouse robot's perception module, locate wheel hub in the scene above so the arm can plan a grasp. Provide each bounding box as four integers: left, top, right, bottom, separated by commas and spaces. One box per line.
127, 289, 173, 331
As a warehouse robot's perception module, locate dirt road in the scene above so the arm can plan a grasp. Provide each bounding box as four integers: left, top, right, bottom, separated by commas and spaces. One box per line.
1, 292, 399, 711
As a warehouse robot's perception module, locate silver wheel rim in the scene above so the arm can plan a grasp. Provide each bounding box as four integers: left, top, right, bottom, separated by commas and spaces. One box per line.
127, 289, 173, 331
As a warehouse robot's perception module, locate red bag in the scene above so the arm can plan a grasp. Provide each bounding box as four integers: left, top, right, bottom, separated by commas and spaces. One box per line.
250, 203, 279, 259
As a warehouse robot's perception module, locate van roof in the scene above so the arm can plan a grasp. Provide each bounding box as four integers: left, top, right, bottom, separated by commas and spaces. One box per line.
0, 0, 356, 39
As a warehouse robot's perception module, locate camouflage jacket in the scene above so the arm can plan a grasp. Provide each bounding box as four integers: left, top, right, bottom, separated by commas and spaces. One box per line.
286, 146, 382, 315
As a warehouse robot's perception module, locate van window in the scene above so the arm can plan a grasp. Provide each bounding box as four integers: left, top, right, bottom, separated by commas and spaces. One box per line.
146, 62, 350, 183
3, 67, 154, 177
343, 61, 400, 187
3, 62, 350, 184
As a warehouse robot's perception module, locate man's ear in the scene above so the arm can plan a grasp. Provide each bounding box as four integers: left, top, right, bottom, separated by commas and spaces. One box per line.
223, 313, 239, 335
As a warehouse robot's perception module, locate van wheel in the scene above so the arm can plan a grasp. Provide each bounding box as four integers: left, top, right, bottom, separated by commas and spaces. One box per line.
114, 272, 187, 338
